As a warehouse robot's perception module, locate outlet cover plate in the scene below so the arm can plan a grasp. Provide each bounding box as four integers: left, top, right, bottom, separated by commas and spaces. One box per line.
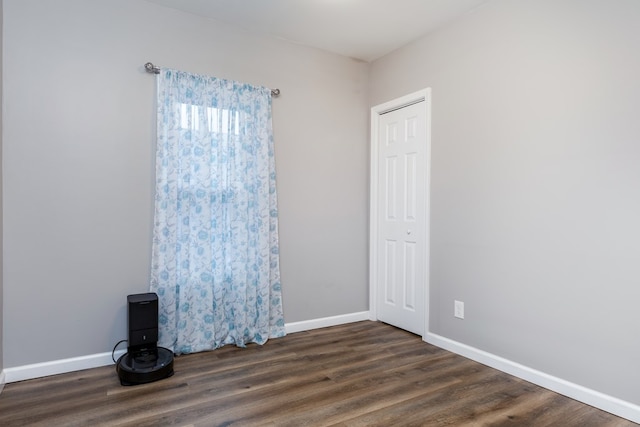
454, 300, 464, 319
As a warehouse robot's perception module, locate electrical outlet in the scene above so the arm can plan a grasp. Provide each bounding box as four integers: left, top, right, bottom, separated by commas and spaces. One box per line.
454, 300, 464, 319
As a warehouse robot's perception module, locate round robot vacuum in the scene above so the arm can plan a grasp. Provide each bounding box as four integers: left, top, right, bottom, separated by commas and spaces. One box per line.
116, 347, 174, 386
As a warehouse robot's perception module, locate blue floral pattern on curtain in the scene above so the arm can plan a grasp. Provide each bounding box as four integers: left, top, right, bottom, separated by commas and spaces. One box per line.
150, 68, 285, 354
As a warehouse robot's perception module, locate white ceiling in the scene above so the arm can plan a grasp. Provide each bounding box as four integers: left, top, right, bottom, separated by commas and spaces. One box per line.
145, 0, 488, 62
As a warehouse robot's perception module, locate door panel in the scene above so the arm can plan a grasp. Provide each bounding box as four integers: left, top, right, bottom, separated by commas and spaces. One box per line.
376, 100, 427, 335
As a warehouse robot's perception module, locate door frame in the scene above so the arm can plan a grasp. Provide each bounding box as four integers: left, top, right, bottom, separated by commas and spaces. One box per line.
369, 88, 432, 340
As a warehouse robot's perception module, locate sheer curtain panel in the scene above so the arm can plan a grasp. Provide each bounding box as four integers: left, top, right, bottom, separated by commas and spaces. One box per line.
150, 69, 285, 354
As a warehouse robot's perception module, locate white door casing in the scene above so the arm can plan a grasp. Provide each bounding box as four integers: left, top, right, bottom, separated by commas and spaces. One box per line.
370, 89, 431, 337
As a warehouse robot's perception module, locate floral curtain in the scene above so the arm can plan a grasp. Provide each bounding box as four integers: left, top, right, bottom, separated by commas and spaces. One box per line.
150, 68, 285, 354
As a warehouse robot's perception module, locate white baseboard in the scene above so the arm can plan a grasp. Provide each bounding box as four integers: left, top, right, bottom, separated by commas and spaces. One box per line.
3, 350, 127, 384
4, 312, 370, 384
285, 311, 370, 334
425, 332, 640, 424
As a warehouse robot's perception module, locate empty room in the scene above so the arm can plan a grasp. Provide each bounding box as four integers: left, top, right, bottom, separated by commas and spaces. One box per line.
0, 0, 639, 425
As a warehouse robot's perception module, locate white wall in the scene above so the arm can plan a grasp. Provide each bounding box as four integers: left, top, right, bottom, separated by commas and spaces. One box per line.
0, 0, 4, 381
2, 0, 369, 367
370, 0, 640, 405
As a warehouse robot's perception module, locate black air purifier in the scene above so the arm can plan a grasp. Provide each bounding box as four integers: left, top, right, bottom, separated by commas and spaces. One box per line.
116, 293, 174, 385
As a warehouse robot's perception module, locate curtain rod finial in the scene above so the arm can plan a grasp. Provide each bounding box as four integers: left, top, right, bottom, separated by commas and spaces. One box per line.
145, 62, 160, 74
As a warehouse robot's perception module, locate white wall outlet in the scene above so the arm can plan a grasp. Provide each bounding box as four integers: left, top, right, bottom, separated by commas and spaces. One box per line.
454, 300, 464, 319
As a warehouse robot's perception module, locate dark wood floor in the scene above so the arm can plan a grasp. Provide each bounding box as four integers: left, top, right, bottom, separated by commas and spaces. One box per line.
0, 321, 635, 426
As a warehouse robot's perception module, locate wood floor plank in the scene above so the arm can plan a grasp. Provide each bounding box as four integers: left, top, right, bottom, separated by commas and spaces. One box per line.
0, 321, 635, 426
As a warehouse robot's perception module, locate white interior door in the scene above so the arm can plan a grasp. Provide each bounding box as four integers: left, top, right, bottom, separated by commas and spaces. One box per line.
371, 91, 430, 336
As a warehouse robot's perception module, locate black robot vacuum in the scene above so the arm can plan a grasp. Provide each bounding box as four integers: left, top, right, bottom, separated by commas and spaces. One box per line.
116, 293, 174, 385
